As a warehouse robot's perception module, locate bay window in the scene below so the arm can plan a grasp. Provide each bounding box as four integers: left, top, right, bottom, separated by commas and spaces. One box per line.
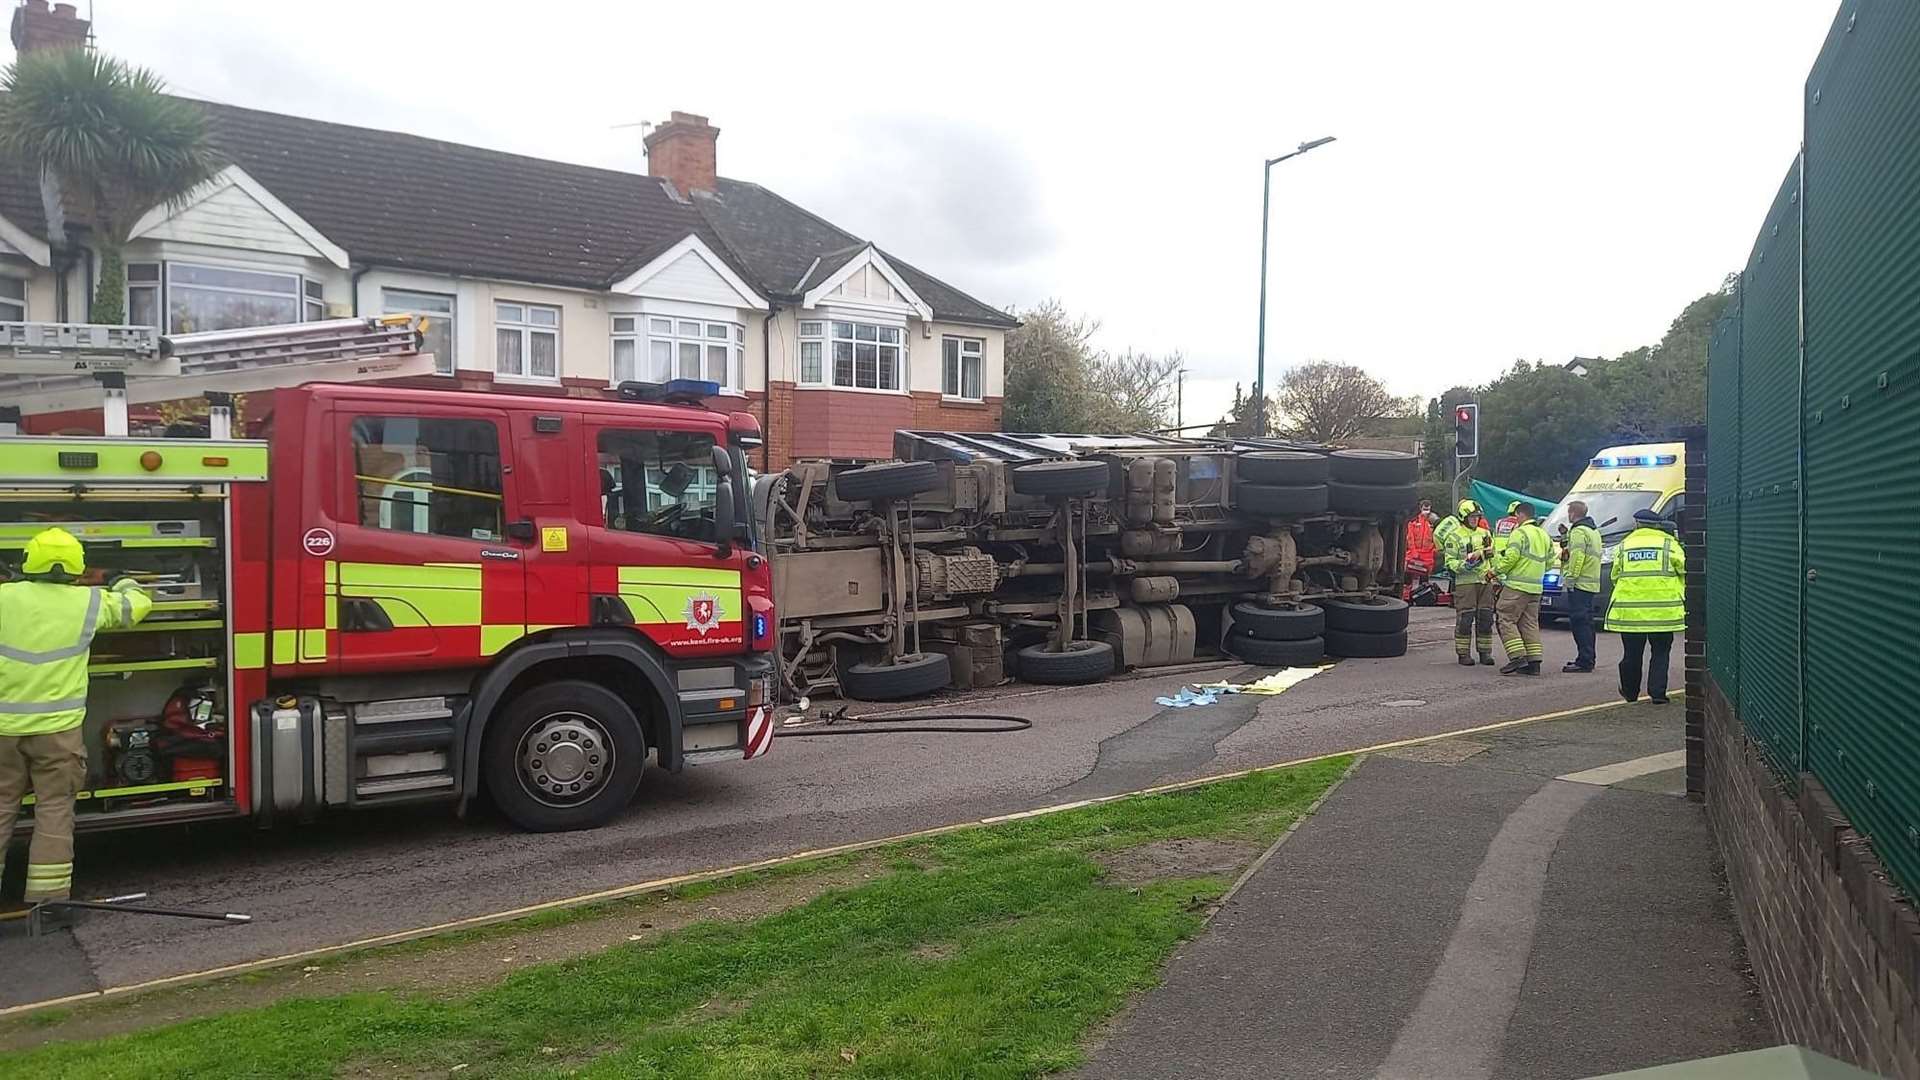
0, 276, 24, 321
942, 336, 984, 400
612, 315, 742, 390
127, 263, 160, 328
383, 288, 456, 373
167, 262, 302, 333
798, 318, 903, 391
496, 302, 559, 380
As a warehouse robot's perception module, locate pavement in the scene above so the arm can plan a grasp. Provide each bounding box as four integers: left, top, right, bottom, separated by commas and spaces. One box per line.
1073, 702, 1771, 1080
1, 608, 1680, 1009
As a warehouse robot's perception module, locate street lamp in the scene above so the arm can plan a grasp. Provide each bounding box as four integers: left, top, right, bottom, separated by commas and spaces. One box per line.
1253, 135, 1336, 437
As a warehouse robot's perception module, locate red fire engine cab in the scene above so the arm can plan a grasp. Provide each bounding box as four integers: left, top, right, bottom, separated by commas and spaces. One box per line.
0, 319, 775, 834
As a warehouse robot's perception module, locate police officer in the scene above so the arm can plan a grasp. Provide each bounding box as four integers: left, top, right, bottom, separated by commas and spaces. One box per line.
1560, 500, 1603, 673
1488, 502, 1550, 675
0, 528, 152, 910
1604, 509, 1685, 704
1434, 500, 1496, 665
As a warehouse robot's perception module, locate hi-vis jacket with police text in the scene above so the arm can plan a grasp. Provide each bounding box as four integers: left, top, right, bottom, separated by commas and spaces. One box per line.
1604, 527, 1686, 633
1490, 522, 1551, 595
0, 579, 153, 735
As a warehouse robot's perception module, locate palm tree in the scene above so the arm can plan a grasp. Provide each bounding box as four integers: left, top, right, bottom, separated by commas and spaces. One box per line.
0, 47, 221, 323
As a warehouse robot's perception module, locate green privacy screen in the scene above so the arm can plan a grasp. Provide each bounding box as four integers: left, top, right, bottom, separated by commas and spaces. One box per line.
1706, 0, 1920, 896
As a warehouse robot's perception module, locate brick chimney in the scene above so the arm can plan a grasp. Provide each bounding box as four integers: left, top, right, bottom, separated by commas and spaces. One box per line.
644, 111, 720, 197
11, 0, 91, 54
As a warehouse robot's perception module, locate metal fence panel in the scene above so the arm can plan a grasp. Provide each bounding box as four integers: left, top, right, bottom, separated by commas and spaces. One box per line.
1800, 0, 1920, 894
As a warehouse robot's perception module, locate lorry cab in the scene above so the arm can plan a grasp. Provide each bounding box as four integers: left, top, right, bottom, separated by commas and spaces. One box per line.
1540, 442, 1686, 619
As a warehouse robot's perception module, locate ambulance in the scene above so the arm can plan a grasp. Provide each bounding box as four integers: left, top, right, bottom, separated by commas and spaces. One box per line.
1539, 442, 1686, 621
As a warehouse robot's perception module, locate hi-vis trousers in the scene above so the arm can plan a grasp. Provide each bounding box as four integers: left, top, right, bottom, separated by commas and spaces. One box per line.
1452, 580, 1495, 659
1496, 588, 1544, 664
0, 726, 84, 902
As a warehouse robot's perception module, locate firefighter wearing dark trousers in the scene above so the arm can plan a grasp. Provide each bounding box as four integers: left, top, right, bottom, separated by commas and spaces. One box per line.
1435, 500, 1495, 665
0, 528, 152, 910
1560, 501, 1603, 672
1489, 503, 1549, 675
1605, 509, 1685, 704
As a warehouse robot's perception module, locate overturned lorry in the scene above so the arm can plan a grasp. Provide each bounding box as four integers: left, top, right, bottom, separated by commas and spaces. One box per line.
757, 430, 1420, 701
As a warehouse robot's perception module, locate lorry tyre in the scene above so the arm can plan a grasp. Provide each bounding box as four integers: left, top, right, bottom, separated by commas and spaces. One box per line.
835, 460, 941, 502
484, 679, 647, 833
1017, 639, 1114, 684
1328, 449, 1420, 486
1235, 482, 1328, 516
1229, 601, 1324, 641
1012, 459, 1110, 498
842, 652, 951, 700
1237, 450, 1329, 486
1319, 595, 1411, 634
1327, 480, 1418, 514
1227, 631, 1325, 668
1323, 627, 1410, 658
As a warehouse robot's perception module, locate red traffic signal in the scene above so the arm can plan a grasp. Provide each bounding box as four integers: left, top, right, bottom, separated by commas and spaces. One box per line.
1455, 406, 1473, 424
1453, 402, 1479, 458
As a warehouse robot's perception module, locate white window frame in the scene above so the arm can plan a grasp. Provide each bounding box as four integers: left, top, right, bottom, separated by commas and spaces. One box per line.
383, 288, 457, 374
495, 301, 561, 382
613, 314, 742, 391
126, 261, 160, 328
125, 259, 331, 333
0, 275, 25, 321
942, 335, 985, 401
797, 317, 905, 392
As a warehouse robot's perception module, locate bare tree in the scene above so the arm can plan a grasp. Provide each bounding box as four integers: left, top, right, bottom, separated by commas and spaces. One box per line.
1090, 349, 1183, 431
1274, 361, 1401, 442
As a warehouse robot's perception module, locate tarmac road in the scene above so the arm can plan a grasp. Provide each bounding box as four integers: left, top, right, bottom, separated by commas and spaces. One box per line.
3, 608, 1680, 1008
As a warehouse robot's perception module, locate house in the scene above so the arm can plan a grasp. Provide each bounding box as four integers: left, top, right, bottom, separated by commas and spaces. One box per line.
1564, 356, 1601, 378
0, 1, 1015, 467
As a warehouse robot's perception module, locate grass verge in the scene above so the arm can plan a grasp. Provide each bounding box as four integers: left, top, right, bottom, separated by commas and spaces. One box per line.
0, 756, 1350, 1080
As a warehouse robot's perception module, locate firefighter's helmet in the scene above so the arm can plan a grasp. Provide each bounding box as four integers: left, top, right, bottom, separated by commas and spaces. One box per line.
22, 527, 85, 577
1457, 499, 1478, 517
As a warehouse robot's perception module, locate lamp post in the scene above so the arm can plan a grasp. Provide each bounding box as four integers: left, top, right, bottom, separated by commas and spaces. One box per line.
1253, 135, 1336, 437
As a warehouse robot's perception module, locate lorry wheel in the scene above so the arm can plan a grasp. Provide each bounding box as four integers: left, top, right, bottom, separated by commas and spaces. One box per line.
1319, 595, 1411, 634
1237, 450, 1329, 486
1012, 459, 1110, 498
1327, 480, 1418, 514
1229, 601, 1324, 641
1017, 639, 1114, 684
1328, 449, 1420, 485
841, 652, 952, 700
484, 680, 646, 833
835, 460, 941, 502
1235, 482, 1329, 516
1227, 631, 1325, 667
1323, 627, 1410, 658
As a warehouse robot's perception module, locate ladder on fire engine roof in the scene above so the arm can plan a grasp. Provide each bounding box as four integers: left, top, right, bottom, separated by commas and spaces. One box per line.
0, 315, 438, 438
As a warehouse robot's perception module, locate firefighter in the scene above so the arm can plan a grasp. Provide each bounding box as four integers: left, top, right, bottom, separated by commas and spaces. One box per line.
1487, 502, 1549, 675
1435, 500, 1496, 665
1560, 500, 1603, 673
1604, 509, 1686, 704
0, 528, 152, 912
1490, 501, 1522, 559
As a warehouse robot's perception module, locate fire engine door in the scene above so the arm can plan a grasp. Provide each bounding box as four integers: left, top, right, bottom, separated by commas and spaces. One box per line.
320, 406, 527, 673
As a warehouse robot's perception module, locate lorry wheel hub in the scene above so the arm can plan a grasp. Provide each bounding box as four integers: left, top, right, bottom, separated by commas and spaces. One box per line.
520, 714, 611, 805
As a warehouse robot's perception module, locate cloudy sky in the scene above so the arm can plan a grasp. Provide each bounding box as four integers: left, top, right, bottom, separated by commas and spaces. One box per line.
80, 1, 1835, 426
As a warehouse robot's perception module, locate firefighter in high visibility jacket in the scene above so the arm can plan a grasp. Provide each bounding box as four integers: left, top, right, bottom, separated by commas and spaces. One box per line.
1604, 509, 1685, 704
0, 528, 152, 909
1487, 502, 1549, 675
1434, 500, 1496, 665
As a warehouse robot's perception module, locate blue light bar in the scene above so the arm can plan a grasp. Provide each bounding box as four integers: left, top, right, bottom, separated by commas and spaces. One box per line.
1654, 454, 1677, 465
617, 378, 721, 404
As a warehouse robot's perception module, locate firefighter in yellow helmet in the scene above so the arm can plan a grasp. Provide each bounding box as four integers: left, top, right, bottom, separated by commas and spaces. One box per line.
1434, 499, 1496, 665
1487, 502, 1550, 675
0, 528, 152, 912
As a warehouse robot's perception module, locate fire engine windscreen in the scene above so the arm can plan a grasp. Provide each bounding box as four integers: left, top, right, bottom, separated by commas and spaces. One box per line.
599, 429, 723, 544
352, 416, 504, 541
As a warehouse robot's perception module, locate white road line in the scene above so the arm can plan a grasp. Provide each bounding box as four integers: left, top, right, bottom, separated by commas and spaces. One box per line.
1556, 750, 1686, 787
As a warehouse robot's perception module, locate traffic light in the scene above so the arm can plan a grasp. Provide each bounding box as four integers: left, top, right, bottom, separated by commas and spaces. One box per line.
1454, 402, 1479, 459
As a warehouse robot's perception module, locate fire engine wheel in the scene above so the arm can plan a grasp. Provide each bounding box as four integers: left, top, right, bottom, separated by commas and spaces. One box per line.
1318, 595, 1412, 634
1227, 630, 1326, 668
1323, 627, 1410, 659
1327, 480, 1419, 514
1328, 449, 1421, 486
1236, 450, 1329, 486
1011, 459, 1111, 498
842, 652, 952, 701
1229, 601, 1325, 641
835, 460, 941, 502
1235, 482, 1329, 517
1017, 639, 1114, 685
485, 680, 646, 832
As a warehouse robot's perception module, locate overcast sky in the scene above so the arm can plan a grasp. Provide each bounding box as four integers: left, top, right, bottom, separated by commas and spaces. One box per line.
77, 1, 1836, 427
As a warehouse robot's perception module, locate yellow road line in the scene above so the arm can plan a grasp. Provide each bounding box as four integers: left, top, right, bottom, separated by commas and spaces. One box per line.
0, 693, 1672, 1020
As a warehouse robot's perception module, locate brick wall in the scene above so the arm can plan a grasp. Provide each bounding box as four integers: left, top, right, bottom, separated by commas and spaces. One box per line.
909, 391, 1002, 433
1705, 680, 1920, 1077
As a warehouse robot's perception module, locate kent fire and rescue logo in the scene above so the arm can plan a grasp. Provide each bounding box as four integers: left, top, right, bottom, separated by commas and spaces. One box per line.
683, 591, 724, 636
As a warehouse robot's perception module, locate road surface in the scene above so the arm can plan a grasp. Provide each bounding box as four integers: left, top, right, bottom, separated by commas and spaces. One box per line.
4, 609, 1677, 1008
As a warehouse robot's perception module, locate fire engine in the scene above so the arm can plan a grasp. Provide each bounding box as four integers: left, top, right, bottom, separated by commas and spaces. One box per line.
0, 317, 775, 835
